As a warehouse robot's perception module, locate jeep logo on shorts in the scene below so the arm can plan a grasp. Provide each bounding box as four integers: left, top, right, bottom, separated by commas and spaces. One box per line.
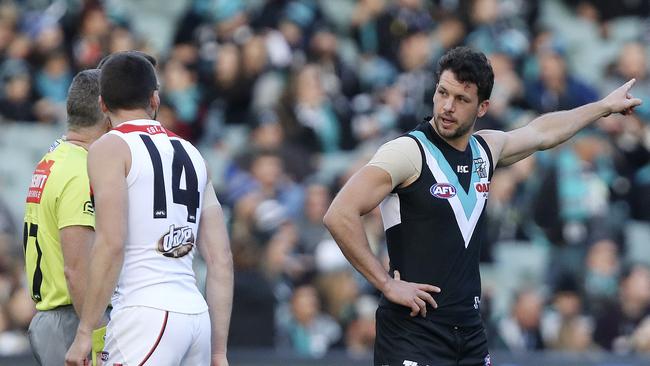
158, 225, 195, 258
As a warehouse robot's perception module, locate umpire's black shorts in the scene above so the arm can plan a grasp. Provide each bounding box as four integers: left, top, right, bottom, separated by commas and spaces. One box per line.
374, 307, 491, 366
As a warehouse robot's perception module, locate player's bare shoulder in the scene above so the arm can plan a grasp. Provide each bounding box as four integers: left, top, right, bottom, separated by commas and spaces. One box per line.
474, 129, 507, 164
88, 133, 131, 175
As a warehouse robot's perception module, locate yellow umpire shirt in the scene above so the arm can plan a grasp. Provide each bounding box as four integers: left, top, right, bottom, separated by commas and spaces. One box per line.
23, 138, 94, 310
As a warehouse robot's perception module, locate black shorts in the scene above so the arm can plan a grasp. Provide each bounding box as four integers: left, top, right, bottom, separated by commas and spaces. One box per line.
374, 307, 490, 366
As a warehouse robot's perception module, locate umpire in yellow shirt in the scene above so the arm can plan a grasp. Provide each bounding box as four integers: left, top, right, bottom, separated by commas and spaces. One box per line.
23, 69, 109, 366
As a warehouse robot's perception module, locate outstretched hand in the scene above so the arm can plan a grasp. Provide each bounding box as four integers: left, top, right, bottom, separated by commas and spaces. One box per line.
382, 270, 441, 317
602, 78, 643, 117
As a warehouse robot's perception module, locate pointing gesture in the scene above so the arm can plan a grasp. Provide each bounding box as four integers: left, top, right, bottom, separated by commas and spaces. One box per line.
602, 78, 643, 117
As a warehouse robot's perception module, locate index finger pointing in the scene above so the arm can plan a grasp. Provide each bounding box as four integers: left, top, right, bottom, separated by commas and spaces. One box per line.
625, 78, 637, 90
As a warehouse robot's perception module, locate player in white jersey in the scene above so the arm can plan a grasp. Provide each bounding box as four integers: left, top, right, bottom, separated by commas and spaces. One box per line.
65, 51, 233, 366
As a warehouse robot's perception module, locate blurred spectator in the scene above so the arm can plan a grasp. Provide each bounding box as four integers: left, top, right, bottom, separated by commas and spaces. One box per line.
202, 42, 254, 130
242, 34, 283, 112
594, 264, 650, 352
533, 133, 616, 286
107, 26, 138, 54
630, 316, 650, 354
0, 302, 30, 356
372, 0, 433, 65
484, 158, 541, 261
246, 149, 304, 219
393, 30, 434, 129
350, 0, 386, 55
277, 284, 341, 357
0, 72, 36, 122
71, 4, 110, 70
344, 295, 377, 357
583, 239, 620, 313
600, 109, 650, 224
308, 26, 359, 99
0, 197, 30, 356
34, 51, 71, 105
249, 110, 314, 182
524, 38, 599, 114
161, 58, 201, 136
541, 274, 588, 348
229, 223, 277, 348
478, 52, 526, 131
429, 16, 466, 62
258, 206, 309, 285
297, 181, 331, 254
316, 265, 358, 324
465, 0, 529, 60
495, 289, 545, 351
278, 64, 355, 154
555, 316, 599, 352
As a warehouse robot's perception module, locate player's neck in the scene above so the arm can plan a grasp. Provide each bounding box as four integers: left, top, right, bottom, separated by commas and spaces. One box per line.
107, 109, 155, 127
64, 125, 106, 151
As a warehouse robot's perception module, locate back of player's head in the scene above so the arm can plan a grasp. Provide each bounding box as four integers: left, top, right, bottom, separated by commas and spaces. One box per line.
99, 51, 158, 111
67, 69, 103, 130
97, 50, 157, 69
436, 46, 494, 102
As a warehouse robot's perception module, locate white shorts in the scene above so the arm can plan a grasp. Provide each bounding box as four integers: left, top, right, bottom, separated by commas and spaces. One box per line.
103, 306, 210, 366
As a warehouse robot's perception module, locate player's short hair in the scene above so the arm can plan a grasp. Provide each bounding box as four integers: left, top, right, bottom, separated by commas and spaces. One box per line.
96, 50, 157, 69
436, 46, 494, 102
99, 50, 158, 111
66, 69, 104, 130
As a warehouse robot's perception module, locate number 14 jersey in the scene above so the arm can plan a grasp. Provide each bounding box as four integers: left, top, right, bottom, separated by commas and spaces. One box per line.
108, 119, 208, 314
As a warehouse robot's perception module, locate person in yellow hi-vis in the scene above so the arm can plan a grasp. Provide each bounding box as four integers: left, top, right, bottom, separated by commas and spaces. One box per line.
23, 69, 109, 366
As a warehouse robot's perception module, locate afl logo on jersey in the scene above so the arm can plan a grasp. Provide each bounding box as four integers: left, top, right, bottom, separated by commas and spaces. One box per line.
430, 183, 457, 199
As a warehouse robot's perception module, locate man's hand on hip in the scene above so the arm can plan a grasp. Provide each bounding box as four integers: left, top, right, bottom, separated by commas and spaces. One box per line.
382, 270, 441, 317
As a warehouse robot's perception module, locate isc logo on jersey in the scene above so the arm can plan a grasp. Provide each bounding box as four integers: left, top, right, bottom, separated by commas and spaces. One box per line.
158, 225, 195, 258
430, 183, 457, 199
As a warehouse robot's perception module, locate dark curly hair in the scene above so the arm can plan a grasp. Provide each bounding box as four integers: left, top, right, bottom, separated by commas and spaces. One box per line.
436, 46, 494, 102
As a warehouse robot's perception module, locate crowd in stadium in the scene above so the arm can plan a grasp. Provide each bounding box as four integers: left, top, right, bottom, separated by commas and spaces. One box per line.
0, 0, 649, 358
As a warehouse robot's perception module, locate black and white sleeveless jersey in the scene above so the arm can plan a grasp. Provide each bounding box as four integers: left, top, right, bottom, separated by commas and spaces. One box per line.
378, 122, 494, 327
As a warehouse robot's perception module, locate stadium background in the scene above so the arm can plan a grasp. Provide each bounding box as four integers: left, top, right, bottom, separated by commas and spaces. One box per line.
0, 0, 649, 365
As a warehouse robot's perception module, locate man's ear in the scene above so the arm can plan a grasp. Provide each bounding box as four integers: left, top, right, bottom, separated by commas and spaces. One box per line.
477, 99, 490, 118
99, 95, 109, 113
150, 90, 160, 111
